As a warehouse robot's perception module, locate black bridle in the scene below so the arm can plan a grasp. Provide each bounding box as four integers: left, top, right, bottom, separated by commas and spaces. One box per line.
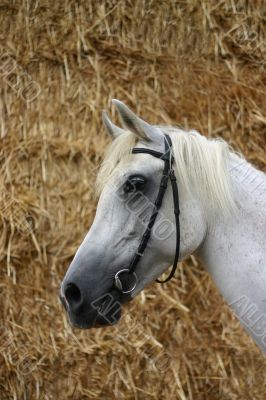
114, 134, 180, 294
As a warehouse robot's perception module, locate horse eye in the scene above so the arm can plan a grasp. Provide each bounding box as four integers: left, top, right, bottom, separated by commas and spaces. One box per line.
123, 175, 146, 193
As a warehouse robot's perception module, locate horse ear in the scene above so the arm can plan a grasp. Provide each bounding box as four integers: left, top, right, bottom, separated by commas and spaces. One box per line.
102, 110, 125, 139
112, 99, 161, 142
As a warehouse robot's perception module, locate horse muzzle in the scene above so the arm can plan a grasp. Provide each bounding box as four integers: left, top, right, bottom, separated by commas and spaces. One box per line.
59, 284, 124, 329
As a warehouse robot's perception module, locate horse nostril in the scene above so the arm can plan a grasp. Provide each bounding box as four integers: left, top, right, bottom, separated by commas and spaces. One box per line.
64, 283, 82, 307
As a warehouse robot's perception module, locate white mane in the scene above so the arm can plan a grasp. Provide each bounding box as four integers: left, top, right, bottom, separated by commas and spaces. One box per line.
96, 127, 237, 215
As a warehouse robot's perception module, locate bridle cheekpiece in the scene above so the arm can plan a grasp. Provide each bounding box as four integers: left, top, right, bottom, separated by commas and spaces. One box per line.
114, 134, 180, 294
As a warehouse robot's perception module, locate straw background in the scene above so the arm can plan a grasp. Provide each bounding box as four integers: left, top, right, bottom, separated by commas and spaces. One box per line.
0, 1, 265, 399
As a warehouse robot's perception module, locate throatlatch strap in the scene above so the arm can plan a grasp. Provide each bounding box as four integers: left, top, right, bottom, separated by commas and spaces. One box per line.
156, 168, 180, 283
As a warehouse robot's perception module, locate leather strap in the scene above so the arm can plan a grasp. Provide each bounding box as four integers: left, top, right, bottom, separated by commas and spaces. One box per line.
156, 168, 180, 283
131, 148, 165, 160
128, 134, 180, 284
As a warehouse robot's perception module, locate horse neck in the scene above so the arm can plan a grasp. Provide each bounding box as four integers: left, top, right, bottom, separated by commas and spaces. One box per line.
196, 153, 266, 351
229, 153, 266, 207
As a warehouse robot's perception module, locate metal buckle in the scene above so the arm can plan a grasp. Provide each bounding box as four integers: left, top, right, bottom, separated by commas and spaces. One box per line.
114, 269, 137, 294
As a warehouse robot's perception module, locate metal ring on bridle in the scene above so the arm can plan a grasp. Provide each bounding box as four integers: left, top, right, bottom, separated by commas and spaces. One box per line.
114, 269, 137, 294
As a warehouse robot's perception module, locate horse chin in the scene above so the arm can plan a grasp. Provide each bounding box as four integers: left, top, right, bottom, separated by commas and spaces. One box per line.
94, 305, 122, 327
67, 308, 122, 329
64, 290, 123, 329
